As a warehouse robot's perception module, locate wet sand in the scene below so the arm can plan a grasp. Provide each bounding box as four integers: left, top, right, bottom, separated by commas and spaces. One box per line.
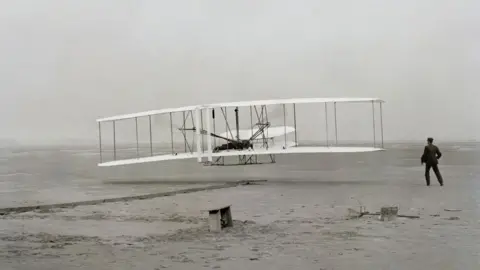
0, 143, 479, 269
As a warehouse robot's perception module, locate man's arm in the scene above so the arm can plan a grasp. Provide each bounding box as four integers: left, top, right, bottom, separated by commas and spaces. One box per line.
436, 146, 442, 160
421, 146, 427, 164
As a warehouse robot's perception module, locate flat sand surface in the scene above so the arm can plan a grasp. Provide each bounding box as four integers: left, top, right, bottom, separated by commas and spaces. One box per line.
0, 143, 479, 269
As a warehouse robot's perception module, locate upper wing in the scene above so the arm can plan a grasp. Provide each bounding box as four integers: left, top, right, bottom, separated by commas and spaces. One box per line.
204, 98, 385, 108
203, 97, 385, 109
96, 97, 385, 122
96, 105, 198, 122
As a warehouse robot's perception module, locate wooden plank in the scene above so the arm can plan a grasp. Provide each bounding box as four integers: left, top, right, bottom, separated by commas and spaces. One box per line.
202, 204, 232, 213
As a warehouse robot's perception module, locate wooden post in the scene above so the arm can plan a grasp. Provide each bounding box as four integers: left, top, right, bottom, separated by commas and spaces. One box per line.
208, 209, 222, 232
203, 205, 233, 232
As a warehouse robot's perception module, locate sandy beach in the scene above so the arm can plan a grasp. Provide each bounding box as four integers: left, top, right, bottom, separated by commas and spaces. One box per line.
0, 143, 479, 269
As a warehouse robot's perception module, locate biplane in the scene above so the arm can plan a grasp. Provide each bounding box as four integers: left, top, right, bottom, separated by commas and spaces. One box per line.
96, 98, 385, 167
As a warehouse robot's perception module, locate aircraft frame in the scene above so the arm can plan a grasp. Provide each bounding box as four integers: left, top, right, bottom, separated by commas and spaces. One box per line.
96, 97, 385, 167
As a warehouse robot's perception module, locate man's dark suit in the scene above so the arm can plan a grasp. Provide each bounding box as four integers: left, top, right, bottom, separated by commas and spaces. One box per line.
421, 144, 444, 186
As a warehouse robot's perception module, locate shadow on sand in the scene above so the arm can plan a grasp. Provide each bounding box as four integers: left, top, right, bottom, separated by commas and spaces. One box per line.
102, 178, 383, 186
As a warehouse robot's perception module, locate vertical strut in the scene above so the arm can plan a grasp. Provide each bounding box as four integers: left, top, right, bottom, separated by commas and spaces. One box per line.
183, 111, 187, 152
264, 105, 269, 140
234, 107, 240, 141
135, 117, 139, 157
235, 106, 240, 164
293, 103, 297, 146
148, 115, 153, 156
380, 102, 384, 148
334, 102, 338, 145
325, 103, 329, 146
225, 107, 228, 150
206, 107, 212, 162
98, 122, 102, 163
260, 106, 267, 148
372, 101, 376, 147
195, 108, 202, 162
249, 106, 253, 138
113, 121, 116, 160
283, 104, 287, 148
169, 112, 174, 155
200, 110, 204, 153
212, 109, 216, 148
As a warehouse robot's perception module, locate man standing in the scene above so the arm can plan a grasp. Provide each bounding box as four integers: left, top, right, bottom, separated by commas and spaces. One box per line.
421, 137, 444, 186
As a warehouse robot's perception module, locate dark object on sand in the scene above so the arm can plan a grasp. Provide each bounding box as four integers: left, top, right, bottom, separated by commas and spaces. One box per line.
380, 206, 399, 221
202, 205, 233, 232
348, 206, 420, 220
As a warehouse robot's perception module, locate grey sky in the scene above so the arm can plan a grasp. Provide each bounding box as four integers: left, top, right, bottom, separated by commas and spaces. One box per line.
1, 0, 479, 144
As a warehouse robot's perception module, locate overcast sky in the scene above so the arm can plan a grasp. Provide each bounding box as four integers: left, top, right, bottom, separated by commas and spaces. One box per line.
1, 0, 479, 144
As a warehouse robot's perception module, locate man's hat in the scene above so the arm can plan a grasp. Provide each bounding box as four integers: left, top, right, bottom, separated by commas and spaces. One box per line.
427, 137, 433, 142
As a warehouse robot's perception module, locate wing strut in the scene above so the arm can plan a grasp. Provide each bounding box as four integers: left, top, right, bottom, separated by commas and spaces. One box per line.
253, 105, 269, 149
220, 107, 236, 144
380, 102, 384, 148
135, 117, 139, 157
248, 122, 271, 141
113, 121, 116, 160
249, 106, 253, 138
200, 110, 204, 153
334, 102, 338, 145
264, 105, 270, 140
235, 107, 240, 141
169, 112, 174, 154
212, 108, 216, 148
283, 104, 287, 148
148, 115, 153, 156
182, 111, 187, 152
293, 103, 298, 146
372, 100, 376, 147
325, 103, 329, 146
206, 107, 213, 162
195, 108, 201, 162
98, 122, 102, 163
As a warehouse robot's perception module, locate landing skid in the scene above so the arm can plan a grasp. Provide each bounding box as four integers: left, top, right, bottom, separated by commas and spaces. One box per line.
203, 154, 276, 166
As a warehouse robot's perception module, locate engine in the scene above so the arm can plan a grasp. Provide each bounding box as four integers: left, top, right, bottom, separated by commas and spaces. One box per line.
213, 140, 253, 152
